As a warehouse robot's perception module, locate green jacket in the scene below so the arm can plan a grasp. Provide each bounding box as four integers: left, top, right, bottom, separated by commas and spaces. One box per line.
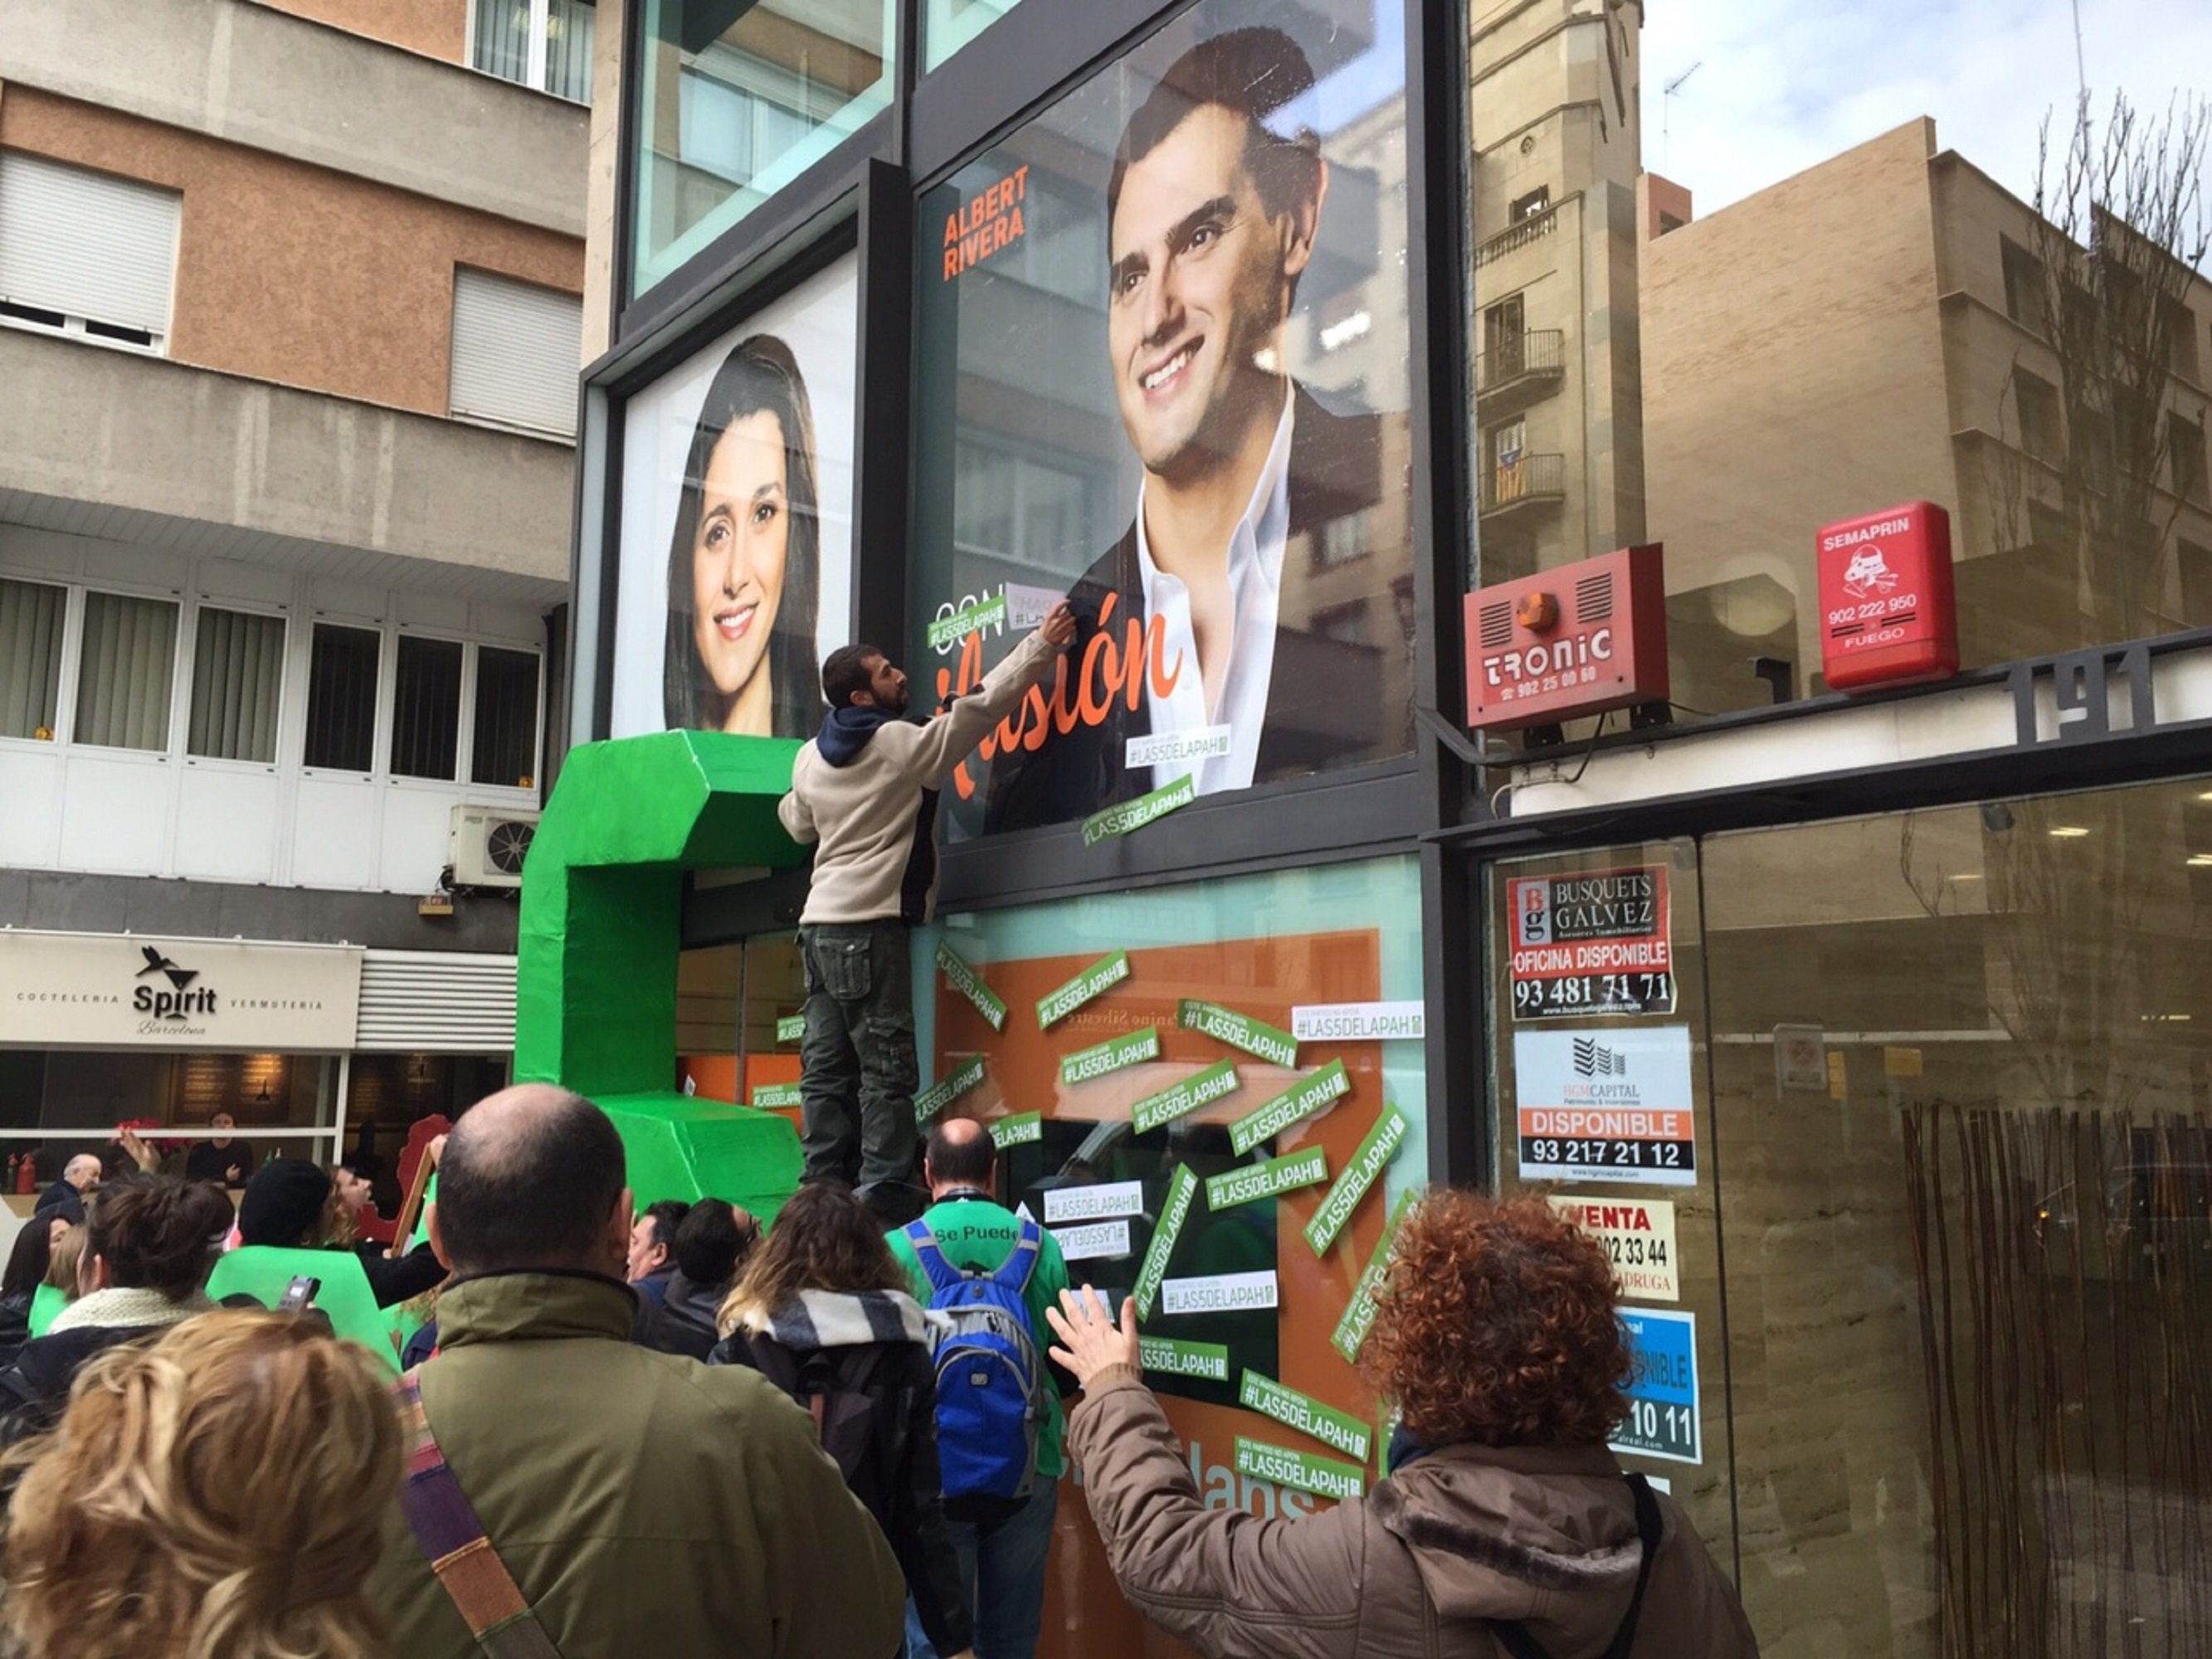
889, 1197, 1072, 1477
369, 1272, 904, 1659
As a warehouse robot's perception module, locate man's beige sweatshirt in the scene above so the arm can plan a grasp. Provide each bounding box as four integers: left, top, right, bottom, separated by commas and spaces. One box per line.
778, 627, 1061, 926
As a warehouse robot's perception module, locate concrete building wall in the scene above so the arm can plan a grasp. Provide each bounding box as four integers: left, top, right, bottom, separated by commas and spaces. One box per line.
1641, 119, 1956, 697
260, 0, 470, 63
583, 0, 622, 357
1, 87, 581, 419
0, 0, 585, 236
0, 328, 573, 582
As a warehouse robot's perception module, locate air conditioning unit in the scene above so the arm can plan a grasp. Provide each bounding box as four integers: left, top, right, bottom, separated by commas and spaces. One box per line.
449, 806, 538, 889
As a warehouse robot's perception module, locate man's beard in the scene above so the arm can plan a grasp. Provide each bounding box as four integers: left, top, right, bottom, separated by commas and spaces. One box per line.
879, 684, 911, 716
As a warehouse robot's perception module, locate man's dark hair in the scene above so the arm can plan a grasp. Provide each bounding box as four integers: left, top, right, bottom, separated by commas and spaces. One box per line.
925, 1121, 998, 1188
642, 1198, 692, 1253
436, 1092, 626, 1273
84, 1177, 233, 1302
1107, 27, 1323, 234
672, 1199, 755, 1289
821, 644, 884, 709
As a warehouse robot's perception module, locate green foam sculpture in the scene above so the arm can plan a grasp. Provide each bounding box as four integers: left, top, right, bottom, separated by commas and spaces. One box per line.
514, 731, 811, 1219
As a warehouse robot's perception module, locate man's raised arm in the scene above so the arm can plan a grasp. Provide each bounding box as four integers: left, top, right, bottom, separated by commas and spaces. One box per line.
904, 601, 1074, 786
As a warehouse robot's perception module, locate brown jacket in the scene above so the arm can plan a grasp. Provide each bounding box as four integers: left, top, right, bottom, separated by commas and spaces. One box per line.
1066, 1369, 1760, 1659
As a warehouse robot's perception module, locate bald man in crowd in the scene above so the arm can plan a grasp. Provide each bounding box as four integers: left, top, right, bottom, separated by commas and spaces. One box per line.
33, 1155, 103, 1228
370, 1084, 902, 1659
888, 1117, 1075, 1659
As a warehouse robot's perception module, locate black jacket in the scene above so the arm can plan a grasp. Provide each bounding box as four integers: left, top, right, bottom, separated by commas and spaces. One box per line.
0, 1324, 158, 1447
642, 1270, 728, 1361
0, 1290, 31, 1370
32, 1182, 85, 1227
357, 1241, 446, 1310
984, 386, 1391, 834
711, 1329, 973, 1655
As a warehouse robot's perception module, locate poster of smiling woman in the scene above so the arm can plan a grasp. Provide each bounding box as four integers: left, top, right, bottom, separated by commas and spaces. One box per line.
612, 257, 858, 740
912, 2, 1414, 841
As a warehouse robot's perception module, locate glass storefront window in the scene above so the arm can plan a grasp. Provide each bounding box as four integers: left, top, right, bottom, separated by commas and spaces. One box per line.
921, 0, 1028, 74
629, 0, 894, 296
918, 854, 1425, 1658
911, 1, 1417, 843
1488, 776, 2212, 1653
675, 937, 807, 1125
1468, 7, 2212, 727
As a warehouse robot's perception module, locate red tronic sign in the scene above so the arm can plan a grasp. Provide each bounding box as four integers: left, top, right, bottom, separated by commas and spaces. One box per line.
1816, 501, 1958, 692
1464, 545, 1669, 730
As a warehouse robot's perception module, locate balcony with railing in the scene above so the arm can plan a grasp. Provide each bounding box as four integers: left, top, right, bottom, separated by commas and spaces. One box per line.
1479, 452, 1567, 519
1475, 329, 1566, 414
1474, 202, 1561, 268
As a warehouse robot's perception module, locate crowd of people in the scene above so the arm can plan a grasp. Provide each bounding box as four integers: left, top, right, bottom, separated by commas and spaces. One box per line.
0, 1080, 1758, 1658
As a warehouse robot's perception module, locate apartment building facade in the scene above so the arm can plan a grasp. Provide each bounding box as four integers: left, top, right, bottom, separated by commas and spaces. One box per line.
0, 0, 588, 1204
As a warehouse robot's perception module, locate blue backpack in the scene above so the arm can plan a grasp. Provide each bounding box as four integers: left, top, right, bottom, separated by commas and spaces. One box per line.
905, 1217, 1046, 1509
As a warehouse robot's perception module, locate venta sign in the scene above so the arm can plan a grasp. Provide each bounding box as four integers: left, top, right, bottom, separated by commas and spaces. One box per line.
1464, 545, 1669, 731
0, 931, 363, 1050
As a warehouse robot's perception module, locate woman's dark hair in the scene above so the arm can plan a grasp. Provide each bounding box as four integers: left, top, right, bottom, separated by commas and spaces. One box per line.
671, 1199, 760, 1288
2, 1219, 55, 1301
1362, 1190, 1631, 1449
662, 333, 822, 737
725, 1183, 909, 1328
84, 1178, 235, 1303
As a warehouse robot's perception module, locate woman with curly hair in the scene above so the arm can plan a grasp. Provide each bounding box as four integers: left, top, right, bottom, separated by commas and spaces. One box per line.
1045, 1190, 1760, 1657
1, 1311, 402, 1659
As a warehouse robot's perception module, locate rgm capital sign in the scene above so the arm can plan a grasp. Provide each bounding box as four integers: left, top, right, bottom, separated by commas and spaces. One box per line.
0, 932, 363, 1050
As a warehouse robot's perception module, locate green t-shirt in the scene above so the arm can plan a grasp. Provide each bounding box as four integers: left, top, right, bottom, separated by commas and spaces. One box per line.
889, 1198, 1071, 1478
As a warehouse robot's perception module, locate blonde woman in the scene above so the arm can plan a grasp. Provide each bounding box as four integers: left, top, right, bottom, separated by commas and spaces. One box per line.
2, 1311, 403, 1659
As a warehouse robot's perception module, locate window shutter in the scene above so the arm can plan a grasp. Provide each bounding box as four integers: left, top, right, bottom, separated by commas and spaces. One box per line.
0, 152, 181, 336
449, 268, 582, 438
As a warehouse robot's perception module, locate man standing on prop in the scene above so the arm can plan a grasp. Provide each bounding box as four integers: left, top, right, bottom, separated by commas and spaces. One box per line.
987, 27, 1385, 833
782, 603, 1075, 1224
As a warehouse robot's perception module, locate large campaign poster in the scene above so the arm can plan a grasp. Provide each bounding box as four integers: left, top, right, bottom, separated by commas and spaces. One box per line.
912, 1, 1415, 841
611, 257, 859, 740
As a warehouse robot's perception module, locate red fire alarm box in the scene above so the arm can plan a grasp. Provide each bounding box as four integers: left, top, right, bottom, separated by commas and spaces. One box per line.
1816, 502, 1958, 692
1464, 544, 1670, 730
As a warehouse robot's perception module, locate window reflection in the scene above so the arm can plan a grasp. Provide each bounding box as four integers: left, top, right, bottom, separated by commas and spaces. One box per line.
631, 0, 892, 295
1472, 0, 2212, 723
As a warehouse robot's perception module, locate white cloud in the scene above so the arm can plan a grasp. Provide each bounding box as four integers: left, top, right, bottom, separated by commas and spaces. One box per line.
1641, 0, 2212, 217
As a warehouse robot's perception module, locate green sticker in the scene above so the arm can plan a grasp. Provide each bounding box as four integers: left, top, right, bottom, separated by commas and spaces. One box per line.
936, 942, 1008, 1032
1036, 951, 1131, 1029
748, 1082, 803, 1110
1304, 1106, 1410, 1256
992, 1111, 1042, 1148
1140, 1335, 1230, 1383
1060, 1026, 1160, 1086
1330, 1190, 1418, 1362
915, 1053, 987, 1123
1234, 1436, 1366, 1501
1177, 999, 1298, 1068
1239, 1370, 1374, 1463
1132, 1165, 1197, 1320
1205, 1146, 1329, 1210
775, 1014, 805, 1044
1130, 1058, 1241, 1135
927, 592, 1008, 652
1227, 1059, 1350, 1156
1081, 771, 1199, 848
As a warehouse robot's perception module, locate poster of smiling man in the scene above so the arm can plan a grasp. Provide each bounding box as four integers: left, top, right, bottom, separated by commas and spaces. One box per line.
611, 257, 859, 741
913, 2, 1413, 841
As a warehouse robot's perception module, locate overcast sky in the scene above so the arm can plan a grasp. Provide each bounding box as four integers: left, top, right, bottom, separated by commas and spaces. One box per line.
1641, 0, 2212, 217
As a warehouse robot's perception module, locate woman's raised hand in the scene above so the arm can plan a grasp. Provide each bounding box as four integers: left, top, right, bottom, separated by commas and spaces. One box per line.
1045, 1284, 1140, 1386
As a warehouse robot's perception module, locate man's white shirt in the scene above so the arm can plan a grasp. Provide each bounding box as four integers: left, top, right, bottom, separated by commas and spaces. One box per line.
1133, 389, 1295, 795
